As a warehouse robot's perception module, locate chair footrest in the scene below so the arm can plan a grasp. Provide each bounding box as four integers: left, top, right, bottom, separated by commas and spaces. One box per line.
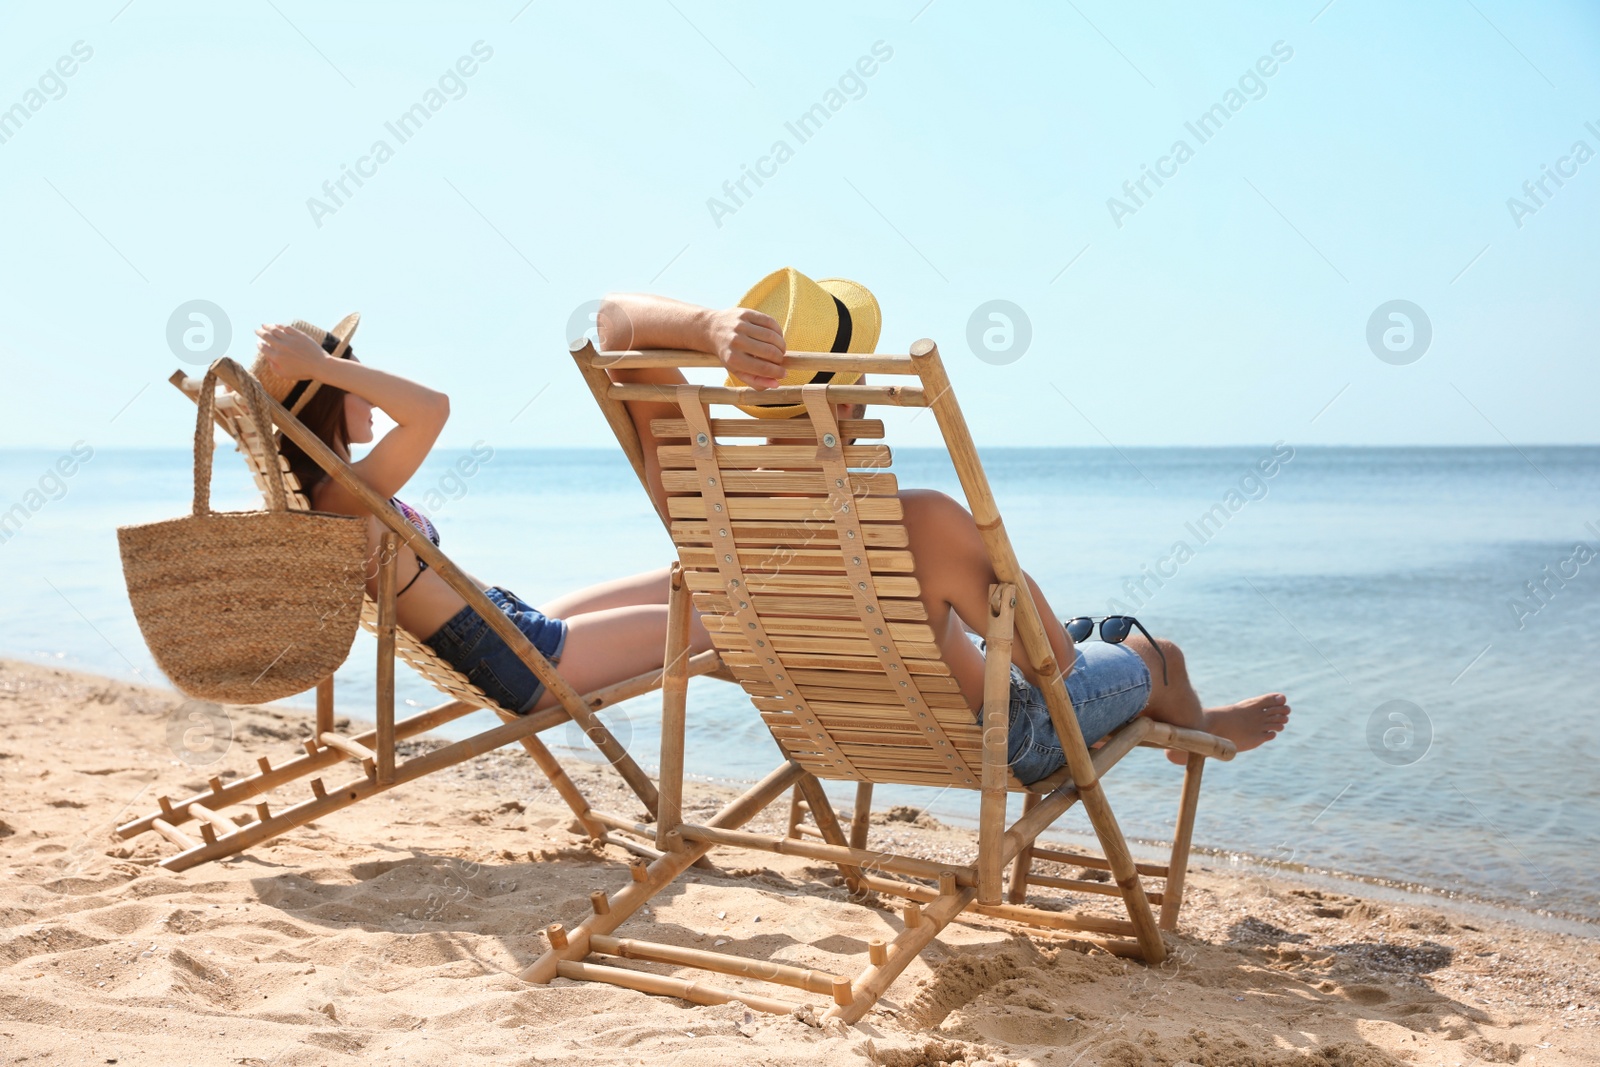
1029, 846, 1168, 879
1139, 721, 1237, 760
1024, 871, 1164, 905
150, 818, 197, 852
589, 934, 844, 997
555, 959, 804, 1016
598, 831, 664, 862
317, 732, 377, 766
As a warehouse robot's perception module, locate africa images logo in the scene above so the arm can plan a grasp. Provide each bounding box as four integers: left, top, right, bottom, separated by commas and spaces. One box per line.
1106, 41, 1294, 229
305, 42, 495, 228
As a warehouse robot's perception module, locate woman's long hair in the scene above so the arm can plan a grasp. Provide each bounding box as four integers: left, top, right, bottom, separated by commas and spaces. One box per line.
278, 336, 353, 503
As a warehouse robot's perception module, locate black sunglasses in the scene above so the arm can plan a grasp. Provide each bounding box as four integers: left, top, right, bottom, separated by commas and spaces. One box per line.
1065, 615, 1167, 685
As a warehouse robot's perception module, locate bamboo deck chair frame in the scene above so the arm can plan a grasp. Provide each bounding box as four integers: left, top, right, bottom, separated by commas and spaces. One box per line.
116, 357, 722, 871
519, 339, 1237, 1023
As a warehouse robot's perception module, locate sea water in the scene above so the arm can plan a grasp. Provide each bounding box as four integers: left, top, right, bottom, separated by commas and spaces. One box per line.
3, 444, 1596, 920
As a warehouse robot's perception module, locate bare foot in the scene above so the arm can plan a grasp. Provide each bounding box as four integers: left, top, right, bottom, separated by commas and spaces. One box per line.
1166, 693, 1290, 764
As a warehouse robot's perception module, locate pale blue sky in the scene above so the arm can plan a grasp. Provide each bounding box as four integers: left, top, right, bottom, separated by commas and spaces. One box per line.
2, 0, 1597, 449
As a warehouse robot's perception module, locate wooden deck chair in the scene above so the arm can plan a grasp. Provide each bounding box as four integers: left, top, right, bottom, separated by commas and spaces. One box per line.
518, 339, 1237, 1023
116, 358, 722, 871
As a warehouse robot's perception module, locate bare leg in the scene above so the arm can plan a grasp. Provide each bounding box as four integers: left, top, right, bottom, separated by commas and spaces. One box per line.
900, 490, 1076, 708
528, 603, 711, 713
1123, 634, 1204, 730
1117, 633, 1290, 761
538, 566, 670, 619
900, 489, 1291, 761
538, 566, 713, 657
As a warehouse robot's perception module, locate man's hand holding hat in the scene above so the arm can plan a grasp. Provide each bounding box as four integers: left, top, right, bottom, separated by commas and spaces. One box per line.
704, 305, 787, 390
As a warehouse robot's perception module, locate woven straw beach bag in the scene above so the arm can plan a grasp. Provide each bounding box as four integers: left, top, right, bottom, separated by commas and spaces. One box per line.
118, 361, 369, 703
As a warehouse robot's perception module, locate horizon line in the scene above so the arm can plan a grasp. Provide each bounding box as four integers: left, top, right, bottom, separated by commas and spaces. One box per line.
5, 442, 1599, 452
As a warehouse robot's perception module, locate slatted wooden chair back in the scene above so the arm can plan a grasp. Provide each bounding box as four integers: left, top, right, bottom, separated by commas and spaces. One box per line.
654, 385, 1018, 792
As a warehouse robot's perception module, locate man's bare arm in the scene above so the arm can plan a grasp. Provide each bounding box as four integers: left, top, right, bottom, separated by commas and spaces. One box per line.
598, 293, 787, 386
596, 293, 789, 521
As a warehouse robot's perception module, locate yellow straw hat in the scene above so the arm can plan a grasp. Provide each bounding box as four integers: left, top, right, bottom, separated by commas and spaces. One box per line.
249, 312, 360, 416
725, 267, 880, 418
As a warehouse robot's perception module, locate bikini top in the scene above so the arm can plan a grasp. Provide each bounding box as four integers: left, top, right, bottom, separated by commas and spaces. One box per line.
391, 497, 439, 596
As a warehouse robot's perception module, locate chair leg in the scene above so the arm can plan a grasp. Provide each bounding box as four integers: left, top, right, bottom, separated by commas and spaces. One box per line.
796, 773, 866, 891
1080, 789, 1166, 962
656, 564, 691, 852
375, 530, 398, 786
513, 730, 605, 840
848, 782, 873, 850
824, 882, 979, 1025
1006, 792, 1040, 904
785, 787, 806, 839
315, 676, 335, 740
1160, 752, 1205, 931
521, 761, 805, 984
977, 584, 1016, 905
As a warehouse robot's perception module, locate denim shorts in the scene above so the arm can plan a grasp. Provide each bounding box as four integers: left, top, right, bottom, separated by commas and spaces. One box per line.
974, 637, 1152, 785
423, 587, 569, 714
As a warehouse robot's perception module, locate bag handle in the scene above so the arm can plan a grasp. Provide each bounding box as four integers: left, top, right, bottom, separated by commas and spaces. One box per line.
193, 358, 289, 517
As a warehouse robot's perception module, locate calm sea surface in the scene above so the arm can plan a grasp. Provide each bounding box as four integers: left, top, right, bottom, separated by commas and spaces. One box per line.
3, 445, 1596, 921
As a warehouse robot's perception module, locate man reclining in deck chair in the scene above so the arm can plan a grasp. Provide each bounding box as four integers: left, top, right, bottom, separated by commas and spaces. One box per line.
250, 315, 714, 713
594, 267, 1291, 782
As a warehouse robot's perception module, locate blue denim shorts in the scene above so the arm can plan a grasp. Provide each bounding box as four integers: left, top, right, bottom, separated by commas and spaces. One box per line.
975, 637, 1152, 785
423, 587, 569, 714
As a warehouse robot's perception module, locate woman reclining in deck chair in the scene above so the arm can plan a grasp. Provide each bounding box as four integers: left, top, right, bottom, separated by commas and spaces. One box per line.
250, 315, 713, 714
596, 267, 1291, 782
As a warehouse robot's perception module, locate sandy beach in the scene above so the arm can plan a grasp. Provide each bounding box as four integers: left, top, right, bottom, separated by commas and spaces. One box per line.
2, 657, 1595, 1066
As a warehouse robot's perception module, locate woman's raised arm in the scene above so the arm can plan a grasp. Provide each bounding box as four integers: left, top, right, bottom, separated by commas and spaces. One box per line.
254, 323, 449, 504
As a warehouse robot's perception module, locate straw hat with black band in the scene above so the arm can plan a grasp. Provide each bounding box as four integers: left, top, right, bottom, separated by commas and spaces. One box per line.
724, 268, 880, 419
250, 312, 361, 415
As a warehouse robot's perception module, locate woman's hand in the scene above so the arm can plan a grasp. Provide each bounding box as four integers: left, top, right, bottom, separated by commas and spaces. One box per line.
703, 306, 787, 389
254, 326, 449, 505
254, 323, 330, 384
